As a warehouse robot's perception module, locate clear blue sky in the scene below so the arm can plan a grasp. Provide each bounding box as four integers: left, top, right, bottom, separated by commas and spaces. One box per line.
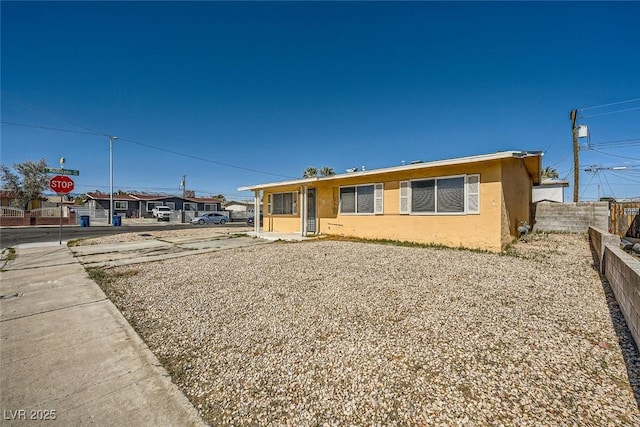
2, 1, 639, 201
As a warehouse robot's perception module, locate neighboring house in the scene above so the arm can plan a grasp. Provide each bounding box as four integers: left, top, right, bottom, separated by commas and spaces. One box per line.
532, 179, 569, 203
0, 190, 44, 210
239, 151, 542, 252
224, 201, 254, 211
85, 193, 223, 218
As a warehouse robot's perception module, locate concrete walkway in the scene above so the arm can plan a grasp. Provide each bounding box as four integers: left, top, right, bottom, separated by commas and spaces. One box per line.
0, 243, 206, 426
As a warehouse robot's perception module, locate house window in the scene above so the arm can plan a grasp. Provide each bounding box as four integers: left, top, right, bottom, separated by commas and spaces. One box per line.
400, 174, 479, 215
339, 183, 383, 214
183, 202, 197, 211
267, 192, 298, 215
146, 201, 162, 212
204, 204, 220, 211
166, 202, 176, 210
114, 201, 128, 210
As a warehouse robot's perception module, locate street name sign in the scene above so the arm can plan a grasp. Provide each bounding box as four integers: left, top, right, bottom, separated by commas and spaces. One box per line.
45, 167, 80, 176
49, 175, 75, 194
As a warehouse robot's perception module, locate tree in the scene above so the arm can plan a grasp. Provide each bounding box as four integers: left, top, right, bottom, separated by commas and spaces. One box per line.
215, 194, 226, 202
319, 166, 335, 177
302, 167, 318, 178
541, 166, 559, 180
0, 158, 48, 209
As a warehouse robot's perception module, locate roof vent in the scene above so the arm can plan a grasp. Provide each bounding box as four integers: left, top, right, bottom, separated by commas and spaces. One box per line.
410, 160, 423, 164
346, 168, 358, 173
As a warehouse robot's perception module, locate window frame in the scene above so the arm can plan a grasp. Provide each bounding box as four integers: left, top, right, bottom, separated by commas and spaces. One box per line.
146, 201, 163, 212
338, 183, 384, 215
267, 191, 298, 216
400, 173, 480, 216
114, 200, 128, 210
183, 202, 197, 211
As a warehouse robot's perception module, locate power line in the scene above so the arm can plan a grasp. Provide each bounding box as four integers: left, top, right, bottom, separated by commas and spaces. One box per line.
1, 91, 111, 136
1, 94, 297, 179
591, 148, 640, 161
580, 106, 640, 119
1, 121, 104, 136
608, 171, 640, 184
578, 97, 640, 111
118, 137, 295, 179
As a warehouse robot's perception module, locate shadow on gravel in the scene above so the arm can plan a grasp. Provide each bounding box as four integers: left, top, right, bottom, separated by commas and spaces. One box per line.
590, 244, 640, 409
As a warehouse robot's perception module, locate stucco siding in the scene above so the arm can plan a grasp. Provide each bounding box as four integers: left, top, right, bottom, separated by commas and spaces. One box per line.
258, 156, 536, 252
500, 158, 532, 247
314, 161, 504, 251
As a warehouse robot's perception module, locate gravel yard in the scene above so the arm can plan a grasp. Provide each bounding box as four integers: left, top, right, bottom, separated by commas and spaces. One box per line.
93, 233, 640, 426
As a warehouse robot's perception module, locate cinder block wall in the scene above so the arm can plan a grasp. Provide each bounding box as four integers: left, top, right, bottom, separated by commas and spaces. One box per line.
604, 245, 640, 348
588, 227, 621, 273
590, 227, 640, 349
533, 202, 609, 233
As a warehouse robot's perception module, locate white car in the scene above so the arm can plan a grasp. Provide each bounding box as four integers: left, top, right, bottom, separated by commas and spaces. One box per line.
152, 206, 171, 221
190, 212, 229, 225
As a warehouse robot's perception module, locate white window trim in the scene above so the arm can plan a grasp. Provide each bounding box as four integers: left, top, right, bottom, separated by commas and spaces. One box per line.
338, 183, 382, 215
267, 191, 298, 215
204, 204, 218, 211
114, 201, 128, 210
183, 202, 197, 211
408, 174, 479, 216
399, 181, 410, 215
146, 201, 163, 212
466, 174, 480, 215
374, 183, 384, 214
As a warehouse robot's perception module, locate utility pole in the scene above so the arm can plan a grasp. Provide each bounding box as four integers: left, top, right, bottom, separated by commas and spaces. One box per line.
181, 175, 186, 197
571, 110, 579, 202
109, 136, 118, 225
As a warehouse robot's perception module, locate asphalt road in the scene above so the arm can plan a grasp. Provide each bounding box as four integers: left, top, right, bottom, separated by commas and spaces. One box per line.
0, 223, 248, 248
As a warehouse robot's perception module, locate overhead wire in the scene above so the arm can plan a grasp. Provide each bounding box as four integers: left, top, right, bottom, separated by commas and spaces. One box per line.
1, 94, 297, 179
580, 171, 597, 200
1, 91, 111, 136
578, 97, 640, 111
1, 121, 104, 136
590, 148, 640, 161
601, 172, 616, 199
579, 106, 640, 119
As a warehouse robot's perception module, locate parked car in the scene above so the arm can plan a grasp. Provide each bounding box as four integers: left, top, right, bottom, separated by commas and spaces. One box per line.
191, 212, 229, 225
152, 205, 171, 221
247, 212, 263, 226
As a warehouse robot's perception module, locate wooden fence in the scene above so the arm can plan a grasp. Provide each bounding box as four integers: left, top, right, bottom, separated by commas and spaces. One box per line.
610, 202, 640, 239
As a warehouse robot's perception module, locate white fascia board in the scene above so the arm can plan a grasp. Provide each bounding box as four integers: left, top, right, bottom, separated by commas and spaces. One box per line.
237, 151, 543, 192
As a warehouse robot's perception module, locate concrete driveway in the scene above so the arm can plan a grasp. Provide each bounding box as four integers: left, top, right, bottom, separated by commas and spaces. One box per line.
70, 231, 271, 268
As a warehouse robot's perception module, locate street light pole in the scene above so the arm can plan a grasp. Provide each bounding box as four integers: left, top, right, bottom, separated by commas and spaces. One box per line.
109, 136, 118, 225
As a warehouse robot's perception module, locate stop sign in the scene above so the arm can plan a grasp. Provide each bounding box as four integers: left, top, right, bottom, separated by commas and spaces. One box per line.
49, 175, 75, 194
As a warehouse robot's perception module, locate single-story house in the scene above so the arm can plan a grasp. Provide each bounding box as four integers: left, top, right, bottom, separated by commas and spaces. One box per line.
239, 151, 542, 252
1, 190, 44, 210
532, 179, 569, 203
85, 193, 223, 218
224, 201, 254, 212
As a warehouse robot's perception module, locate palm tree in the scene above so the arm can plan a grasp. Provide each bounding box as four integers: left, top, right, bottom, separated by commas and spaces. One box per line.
319, 166, 335, 177
302, 167, 318, 178
541, 166, 559, 179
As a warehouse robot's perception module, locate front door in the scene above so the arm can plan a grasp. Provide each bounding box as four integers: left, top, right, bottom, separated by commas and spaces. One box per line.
306, 188, 316, 234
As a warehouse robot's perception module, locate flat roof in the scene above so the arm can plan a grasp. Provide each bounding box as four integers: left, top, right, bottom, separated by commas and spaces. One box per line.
238, 150, 543, 192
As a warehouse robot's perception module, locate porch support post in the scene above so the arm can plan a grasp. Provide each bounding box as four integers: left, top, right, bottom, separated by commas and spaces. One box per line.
300, 185, 307, 237
253, 190, 260, 235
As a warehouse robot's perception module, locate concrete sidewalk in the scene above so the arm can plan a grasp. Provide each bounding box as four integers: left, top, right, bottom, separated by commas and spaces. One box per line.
0, 243, 206, 426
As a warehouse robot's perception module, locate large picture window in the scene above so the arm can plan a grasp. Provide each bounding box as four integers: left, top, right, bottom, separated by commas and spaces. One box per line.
114, 201, 128, 210
267, 192, 298, 215
401, 174, 479, 215
339, 183, 383, 214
